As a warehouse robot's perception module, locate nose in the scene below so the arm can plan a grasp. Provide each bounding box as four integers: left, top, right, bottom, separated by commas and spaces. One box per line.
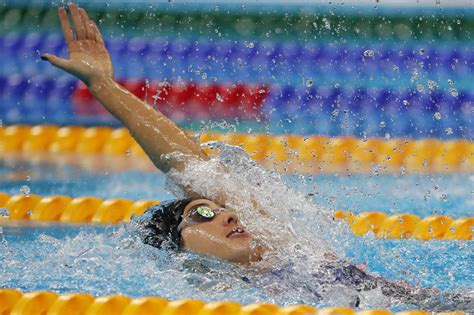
220, 210, 238, 226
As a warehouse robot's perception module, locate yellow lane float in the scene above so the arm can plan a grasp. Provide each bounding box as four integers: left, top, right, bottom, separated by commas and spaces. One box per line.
0, 289, 469, 315
0, 124, 472, 174
0, 193, 471, 240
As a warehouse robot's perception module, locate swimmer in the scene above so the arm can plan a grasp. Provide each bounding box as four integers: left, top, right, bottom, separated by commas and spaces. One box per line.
42, 3, 472, 310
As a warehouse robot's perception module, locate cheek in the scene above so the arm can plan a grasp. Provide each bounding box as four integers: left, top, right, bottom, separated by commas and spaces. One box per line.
181, 227, 250, 258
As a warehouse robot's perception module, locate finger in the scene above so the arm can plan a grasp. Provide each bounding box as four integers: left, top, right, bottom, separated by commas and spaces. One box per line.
58, 7, 74, 46
69, 3, 86, 40
90, 20, 105, 46
41, 54, 71, 71
79, 8, 93, 40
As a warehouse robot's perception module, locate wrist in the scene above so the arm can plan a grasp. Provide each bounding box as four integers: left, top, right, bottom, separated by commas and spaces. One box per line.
87, 76, 116, 95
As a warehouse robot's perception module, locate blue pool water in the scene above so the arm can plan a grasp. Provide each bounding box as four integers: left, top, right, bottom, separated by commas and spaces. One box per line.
0, 156, 472, 310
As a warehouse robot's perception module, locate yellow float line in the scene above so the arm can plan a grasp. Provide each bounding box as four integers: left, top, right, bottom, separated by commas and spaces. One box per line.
0, 193, 472, 240
0, 124, 472, 174
0, 289, 467, 315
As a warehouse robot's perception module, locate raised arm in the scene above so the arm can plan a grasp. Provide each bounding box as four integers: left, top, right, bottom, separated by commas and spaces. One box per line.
42, 3, 208, 173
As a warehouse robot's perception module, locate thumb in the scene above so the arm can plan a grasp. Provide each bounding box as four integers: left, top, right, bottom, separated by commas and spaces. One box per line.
41, 54, 71, 71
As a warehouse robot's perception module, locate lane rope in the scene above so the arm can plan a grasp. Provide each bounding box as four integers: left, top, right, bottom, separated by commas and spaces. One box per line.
0, 124, 472, 174
0, 289, 468, 315
0, 193, 472, 240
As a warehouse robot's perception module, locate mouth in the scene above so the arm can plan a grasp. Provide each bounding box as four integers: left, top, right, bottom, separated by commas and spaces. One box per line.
227, 226, 249, 238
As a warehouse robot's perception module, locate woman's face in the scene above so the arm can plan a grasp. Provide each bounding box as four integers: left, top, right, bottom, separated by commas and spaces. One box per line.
179, 199, 264, 264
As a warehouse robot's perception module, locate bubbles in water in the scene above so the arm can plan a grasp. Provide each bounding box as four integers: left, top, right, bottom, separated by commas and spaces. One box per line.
419, 48, 425, 55
445, 128, 453, 135
245, 42, 255, 49
416, 84, 425, 92
434, 112, 442, 120
201, 72, 208, 80
26, 175, 31, 181
379, 121, 386, 128
363, 50, 375, 57
20, 185, 30, 196
449, 87, 459, 97
447, 79, 453, 85
403, 100, 409, 106
305, 79, 314, 88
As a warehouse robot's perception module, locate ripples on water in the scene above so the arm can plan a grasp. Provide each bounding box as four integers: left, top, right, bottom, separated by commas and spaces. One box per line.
0, 145, 473, 310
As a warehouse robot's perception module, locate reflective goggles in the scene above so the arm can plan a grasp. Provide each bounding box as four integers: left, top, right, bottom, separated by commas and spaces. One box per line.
177, 205, 226, 232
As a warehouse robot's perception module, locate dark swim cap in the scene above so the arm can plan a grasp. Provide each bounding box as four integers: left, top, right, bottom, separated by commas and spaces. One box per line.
135, 198, 192, 250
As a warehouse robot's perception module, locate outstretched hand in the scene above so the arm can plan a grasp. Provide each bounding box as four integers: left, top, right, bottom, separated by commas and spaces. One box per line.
42, 3, 114, 86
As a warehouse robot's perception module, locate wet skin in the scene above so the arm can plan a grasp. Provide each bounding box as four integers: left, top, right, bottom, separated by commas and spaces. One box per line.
179, 199, 266, 264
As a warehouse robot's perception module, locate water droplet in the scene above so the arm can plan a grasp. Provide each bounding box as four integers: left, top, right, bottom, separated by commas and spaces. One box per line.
403, 100, 409, 106
216, 93, 224, 102
447, 79, 453, 85
419, 48, 425, 55
322, 17, 331, 29
305, 79, 314, 87
20, 185, 30, 196
332, 109, 340, 117
434, 112, 442, 120
379, 121, 386, 128
456, 19, 461, 25
0, 208, 9, 217
246, 42, 255, 49
201, 72, 208, 80
363, 50, 375, 57
416, 84, 425, 92
445, 127, 453, 135
125, 150, 131, 156
440, 194, 448, 202
449, 87, 458, 97
427, 80, 437, 91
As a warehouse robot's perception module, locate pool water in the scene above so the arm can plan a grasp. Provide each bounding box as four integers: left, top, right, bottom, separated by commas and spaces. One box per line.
1, 155, 472, 311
